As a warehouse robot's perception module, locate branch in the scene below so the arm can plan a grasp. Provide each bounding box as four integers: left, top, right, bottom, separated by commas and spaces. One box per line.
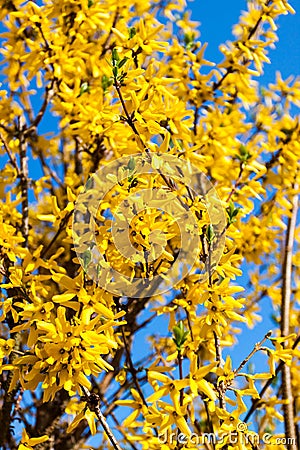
213, 331, 226, 411
36, 147, 65, 189
40, 210, 73, 258
234, 331, 272, 375
0, 133, 20, 177
100, 9, 119, 57
81, 386, 123, 450
118, 314, 148, 408
244, 334, 300, 424
0, 264, 30, 447
25, 80, 54, 134
226, 161, 245, 203
178, 349, 184, 406
193, 105, 199, 136
113, 71, 191, 217
91, 381, 140, 450
280, 182, 298, 449
19, 123, 29, 245
114, 81, 143, 141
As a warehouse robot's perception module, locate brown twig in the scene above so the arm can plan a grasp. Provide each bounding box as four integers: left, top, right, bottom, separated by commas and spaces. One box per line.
40, 210, 73, 258
36, 148, 64, 189
25, 80, 54, 134
244, 334, 300, 423
81, 386, 123, 450
234, 331, 272, 375
193, 106, 199, 135
119, 320, 148, 408
185, 309, 194, 342
100, 9, 119, 57
280, 182, 298, 450
194, 416, 214, 450
213, 67, 234, 92
178, 349, 184, 406
114, 82, 143, 140
0, 133, 20, 176
213, 331, 226, 411
18, 123, 29, 245
226, 161, 245, 203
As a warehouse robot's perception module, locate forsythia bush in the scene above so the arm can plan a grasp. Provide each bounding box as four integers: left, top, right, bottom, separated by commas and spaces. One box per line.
0, 0, 299, 449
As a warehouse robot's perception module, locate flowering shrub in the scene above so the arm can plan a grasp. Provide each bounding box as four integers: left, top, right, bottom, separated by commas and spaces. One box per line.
0, 0, 299, 449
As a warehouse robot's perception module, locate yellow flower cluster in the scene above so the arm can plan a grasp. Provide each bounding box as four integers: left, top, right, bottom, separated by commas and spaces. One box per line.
10, 304, 123, 402
0, 0, 299, 448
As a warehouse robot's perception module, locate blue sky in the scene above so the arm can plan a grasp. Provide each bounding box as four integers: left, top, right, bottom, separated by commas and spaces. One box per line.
190, 0, 299, 80
1, 0, 299, 443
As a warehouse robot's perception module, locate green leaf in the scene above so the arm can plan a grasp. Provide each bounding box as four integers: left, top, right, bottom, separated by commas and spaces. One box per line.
112, 66, 118, 78
101, 74, 113, 93
128, 156, 135, 171
226, 202, 241, 225
112, 48, 120, 64
118, 57, 129, 69
236, 144, 251, 162
172, 321, 189, 350
128, 27, 136, 39
206, 224, 215, 244
86, 177, 94, 190
83, 250, 92, 271
184, 33, 195, 50
79, 81, 90, 96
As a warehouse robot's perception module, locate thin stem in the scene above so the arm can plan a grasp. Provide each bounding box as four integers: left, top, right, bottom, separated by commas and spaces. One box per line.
213, 330, 221, 366
11, 349, 25, 356
114, 299, 148, 409
213, 331, 226, 411
25, 80, 54, 133
213, 67, 233, 92
100, 9, 119, 57
114, 82, 143, 141
204, 400, 215, 449
194, 417, 214, 450
112, 69, 149, 154
107, 410, 139, 450
226, 161, 244, 203
114, 70, 191, 219
0, 133, 20, 176
280, 182, 298, 450
208, 242, 212, 287
178, 349, 184, 406
119, 323, 148, 408
234, 331, 272, 375
81, 386, 122, 450
185, 309, 194, 342
244, 334, 300, 423
19, 125, 29, 246
36, 148, 64, 189
40, 211, 73, 258
193, 106, 199, 135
